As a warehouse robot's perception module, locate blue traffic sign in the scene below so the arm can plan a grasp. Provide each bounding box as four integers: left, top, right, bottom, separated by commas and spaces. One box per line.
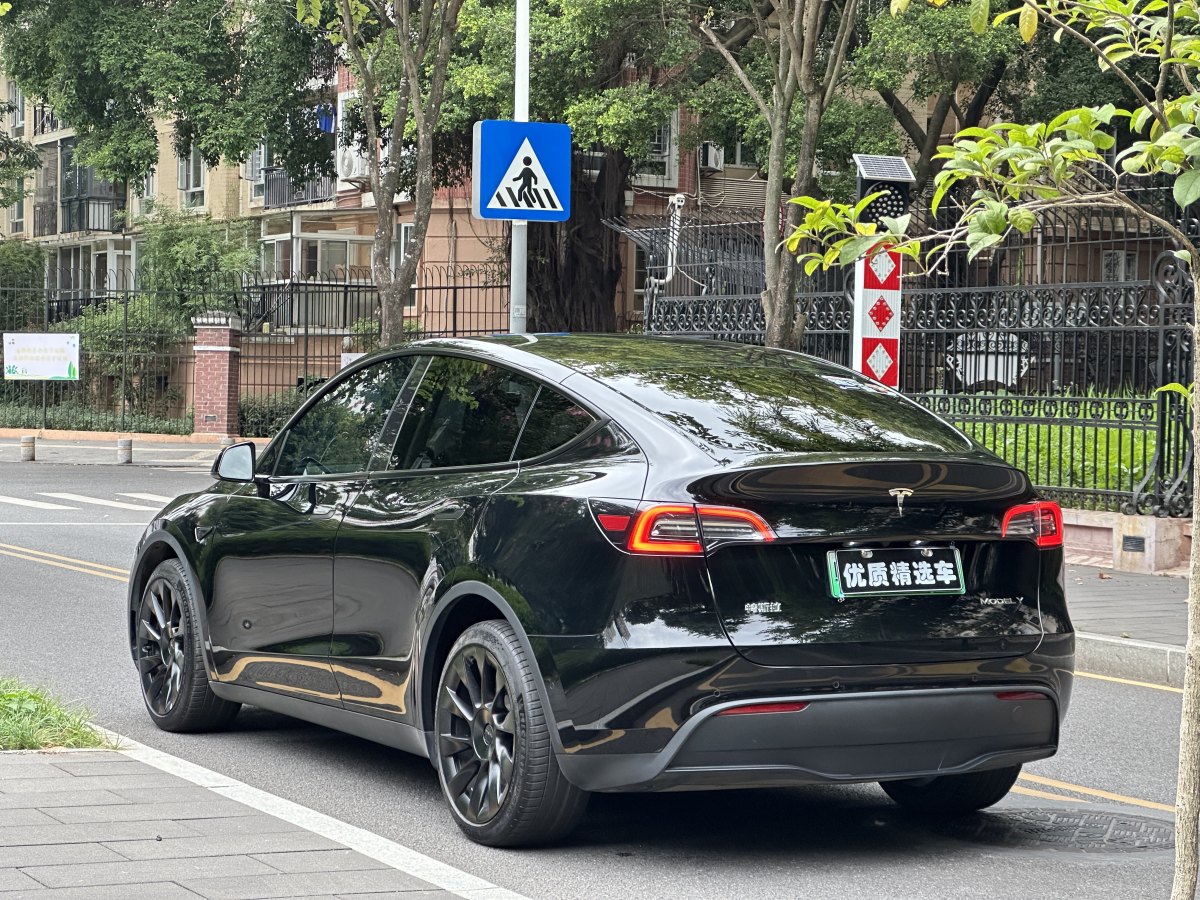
471, 120, 571, 222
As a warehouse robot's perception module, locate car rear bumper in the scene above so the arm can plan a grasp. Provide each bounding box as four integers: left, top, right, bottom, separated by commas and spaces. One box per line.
555, 685, 1058, 792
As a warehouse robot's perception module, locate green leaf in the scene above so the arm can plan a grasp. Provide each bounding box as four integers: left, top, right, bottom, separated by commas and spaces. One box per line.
1175, 249, 1193, 265
838, 235, 885, 266
1173, 168, 1200, 208
1010, 208, 1037, 234
1018, 4, 1037, 42
965, 231, 1004, 261
969, 0, 990, 34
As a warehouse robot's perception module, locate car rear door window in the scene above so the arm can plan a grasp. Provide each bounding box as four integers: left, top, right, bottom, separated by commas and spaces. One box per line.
390, 356, 540, 470
513, 387, 595, 460
274, 356, 415, 476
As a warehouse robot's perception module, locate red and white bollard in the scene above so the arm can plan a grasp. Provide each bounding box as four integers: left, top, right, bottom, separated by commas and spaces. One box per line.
851, 247, 902, 388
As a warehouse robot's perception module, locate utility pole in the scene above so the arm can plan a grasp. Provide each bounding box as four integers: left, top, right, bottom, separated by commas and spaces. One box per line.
508, 0, 529, 334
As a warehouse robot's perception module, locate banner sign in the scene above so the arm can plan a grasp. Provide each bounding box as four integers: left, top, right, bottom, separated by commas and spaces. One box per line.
851, 249, 901, 389
2, 333, 80, 381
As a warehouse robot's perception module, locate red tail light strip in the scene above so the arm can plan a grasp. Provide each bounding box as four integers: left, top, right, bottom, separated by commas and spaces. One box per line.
715, 701, 809, 717
995, 691, 1048, 702
1001, 500, 1063, 549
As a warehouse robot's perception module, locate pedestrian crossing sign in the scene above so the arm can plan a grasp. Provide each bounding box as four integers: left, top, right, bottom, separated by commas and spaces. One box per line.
471, 120, 571, 222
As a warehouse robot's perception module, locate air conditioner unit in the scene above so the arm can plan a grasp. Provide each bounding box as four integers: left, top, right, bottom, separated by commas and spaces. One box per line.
336, 144, 371, 185
698, 141, 724, 173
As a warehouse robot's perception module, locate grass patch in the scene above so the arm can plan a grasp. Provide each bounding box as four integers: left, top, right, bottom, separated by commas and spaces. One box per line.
0, 678, 109, 751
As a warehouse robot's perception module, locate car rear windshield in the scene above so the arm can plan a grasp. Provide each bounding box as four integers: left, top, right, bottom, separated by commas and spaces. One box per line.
614, 364, 970, 455
530, 339, 972, 456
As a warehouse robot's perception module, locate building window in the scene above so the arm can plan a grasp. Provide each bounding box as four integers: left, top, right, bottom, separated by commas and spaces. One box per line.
391, 222, 417, 307
246, 142, 268, 200
1102, 250, 1138, 283
138, 170, 155, 216
10, 178, 24, 233
633, 111, 679, 187
178, 145, 205, 210
7, 82, 23, 137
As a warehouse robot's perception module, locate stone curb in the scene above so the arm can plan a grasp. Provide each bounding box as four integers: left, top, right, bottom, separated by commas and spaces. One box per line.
1076, 631, 1185, 688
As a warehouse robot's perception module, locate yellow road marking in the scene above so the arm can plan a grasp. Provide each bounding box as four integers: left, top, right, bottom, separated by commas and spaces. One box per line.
1020, 773, 1174, 813
0, 541, 128, 574
1076, 670, 1183, 694
1011, 785, 1085, 803
0, 547, 128, 583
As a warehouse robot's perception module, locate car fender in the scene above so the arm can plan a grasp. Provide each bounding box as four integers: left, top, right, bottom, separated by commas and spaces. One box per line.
127, 526, 219, 681
418, 579, 567, 757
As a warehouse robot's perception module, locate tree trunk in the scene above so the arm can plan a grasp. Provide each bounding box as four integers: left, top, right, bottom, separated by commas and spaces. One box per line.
527, 150, 629, 332
1171, 284, 1200, 899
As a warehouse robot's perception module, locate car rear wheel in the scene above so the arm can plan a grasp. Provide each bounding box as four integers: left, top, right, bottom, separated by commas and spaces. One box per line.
434, 620, 589, 846
880, 765, 1021, 814
134, 559, 239, 732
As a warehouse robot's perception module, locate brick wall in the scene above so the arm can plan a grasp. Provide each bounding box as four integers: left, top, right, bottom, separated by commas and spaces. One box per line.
192, 318, 242, 435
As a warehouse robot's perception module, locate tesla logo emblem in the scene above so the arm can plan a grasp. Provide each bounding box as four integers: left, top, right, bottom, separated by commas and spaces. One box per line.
889, 488, 914, 514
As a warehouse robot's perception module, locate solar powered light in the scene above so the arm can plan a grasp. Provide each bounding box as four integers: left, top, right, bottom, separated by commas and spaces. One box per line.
853, 154, 916, 227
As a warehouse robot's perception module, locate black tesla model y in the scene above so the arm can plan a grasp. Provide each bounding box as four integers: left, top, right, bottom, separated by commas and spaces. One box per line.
128, 335, 1072, 846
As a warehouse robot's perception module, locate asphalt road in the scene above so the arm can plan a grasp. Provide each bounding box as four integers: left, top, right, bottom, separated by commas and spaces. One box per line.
0, 460, 1186, 899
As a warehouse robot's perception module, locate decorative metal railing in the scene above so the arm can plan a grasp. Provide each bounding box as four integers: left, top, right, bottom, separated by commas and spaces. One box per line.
263, 168, 336, 209
647, 253, 1194, 516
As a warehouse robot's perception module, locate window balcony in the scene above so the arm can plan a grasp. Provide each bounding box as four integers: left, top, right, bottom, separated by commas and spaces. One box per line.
60, 196, 124, 234
263, 167, 335, 209
33, 200, 56, 237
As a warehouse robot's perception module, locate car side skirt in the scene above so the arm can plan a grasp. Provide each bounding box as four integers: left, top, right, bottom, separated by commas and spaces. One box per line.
209, 682, 430, 761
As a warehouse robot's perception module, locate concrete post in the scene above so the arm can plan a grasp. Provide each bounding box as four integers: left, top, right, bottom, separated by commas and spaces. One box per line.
191, 315, 243, 437
116, 438, 133, 465
19, 435, 34, 462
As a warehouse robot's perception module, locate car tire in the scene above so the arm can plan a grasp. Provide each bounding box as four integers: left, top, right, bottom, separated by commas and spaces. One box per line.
880, 765, 1021, 814
434, 619, 589, 847
133, 559, 240, 733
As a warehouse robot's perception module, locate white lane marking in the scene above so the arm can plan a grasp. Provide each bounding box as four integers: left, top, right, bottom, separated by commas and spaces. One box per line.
0, 522, 146, 525
39, 492, 159, 511
0, 495, 77, 510
117, 492, 174, 503
92, 728, 530, 900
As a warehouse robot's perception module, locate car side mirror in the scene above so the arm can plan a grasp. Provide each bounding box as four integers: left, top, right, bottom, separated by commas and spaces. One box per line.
212, 442, 257, 483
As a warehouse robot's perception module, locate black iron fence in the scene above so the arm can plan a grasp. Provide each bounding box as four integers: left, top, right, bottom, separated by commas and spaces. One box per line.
648, 254, 1194, 515
0, 264, 509, 437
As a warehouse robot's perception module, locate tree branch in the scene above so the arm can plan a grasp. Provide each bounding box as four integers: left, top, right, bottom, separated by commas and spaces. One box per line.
699, 19, 770, 120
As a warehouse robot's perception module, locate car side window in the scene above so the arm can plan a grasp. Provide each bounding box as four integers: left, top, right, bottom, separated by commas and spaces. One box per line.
390, 356, 539, 470
513, 387, 595, 460
275, 357, 414, 477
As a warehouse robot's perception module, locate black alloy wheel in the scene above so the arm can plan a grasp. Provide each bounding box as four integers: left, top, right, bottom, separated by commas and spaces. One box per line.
134, 560, 239, 732
434, 620, 588, 846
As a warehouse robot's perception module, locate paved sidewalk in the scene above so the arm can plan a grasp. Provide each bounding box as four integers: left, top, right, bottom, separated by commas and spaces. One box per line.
0, 750, 466, 899
0, 437, 226, 469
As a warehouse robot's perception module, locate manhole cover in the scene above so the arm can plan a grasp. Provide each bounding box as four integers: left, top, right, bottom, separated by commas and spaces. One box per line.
928, 808, 1174, 853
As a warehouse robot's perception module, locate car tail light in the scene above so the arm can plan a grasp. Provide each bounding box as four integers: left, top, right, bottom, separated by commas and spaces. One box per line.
995, 691, 1048, 702
715, 701, 809, 716
626, 504, 775, 556
1001, 500, 1063, 549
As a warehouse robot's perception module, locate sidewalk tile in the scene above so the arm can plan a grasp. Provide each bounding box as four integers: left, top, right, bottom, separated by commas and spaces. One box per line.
1, 841, 126, 867
0, 868, 42, 892
47, 800, 257, 825
0, 789, 129, 810
0, 808, 58, 828
334, 894, 460, 900
110, 786, 231, 805
0, 883, 206, 899
107, 831, 342, 861
0, 819, 199, 846
184, 815, 312, 837
22, 855, 277, 889
250, 849, 389, 874
0, 773, 191, 794
50, 760, 160, 777
179, 869, 434, 900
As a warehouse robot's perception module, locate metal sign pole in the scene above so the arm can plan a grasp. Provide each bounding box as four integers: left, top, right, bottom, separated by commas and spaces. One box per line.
508, 0, 530, 334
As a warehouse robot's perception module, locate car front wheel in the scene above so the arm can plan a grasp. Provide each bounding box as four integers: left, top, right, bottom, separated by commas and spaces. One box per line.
880, 764, 1021, 814
134, 559, 239, 732
434, 620, 588, 846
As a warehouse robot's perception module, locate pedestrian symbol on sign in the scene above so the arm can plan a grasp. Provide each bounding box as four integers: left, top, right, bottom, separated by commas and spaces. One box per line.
487, 138, 562, 213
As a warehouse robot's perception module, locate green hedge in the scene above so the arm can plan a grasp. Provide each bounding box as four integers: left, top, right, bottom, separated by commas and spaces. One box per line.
0, 403, 193, 435
238, 387, 307, 438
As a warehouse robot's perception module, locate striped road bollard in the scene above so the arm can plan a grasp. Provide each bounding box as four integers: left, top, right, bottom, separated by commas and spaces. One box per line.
117, 438, 133, 465
19, 435, 35, 462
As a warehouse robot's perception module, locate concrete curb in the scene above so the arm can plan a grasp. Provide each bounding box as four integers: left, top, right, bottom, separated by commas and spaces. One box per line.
0, 427, 271, 445
1076, 631, 1185, 688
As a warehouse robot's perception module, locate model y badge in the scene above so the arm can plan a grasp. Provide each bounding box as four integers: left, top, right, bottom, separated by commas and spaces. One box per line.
889, 488, 914, 514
